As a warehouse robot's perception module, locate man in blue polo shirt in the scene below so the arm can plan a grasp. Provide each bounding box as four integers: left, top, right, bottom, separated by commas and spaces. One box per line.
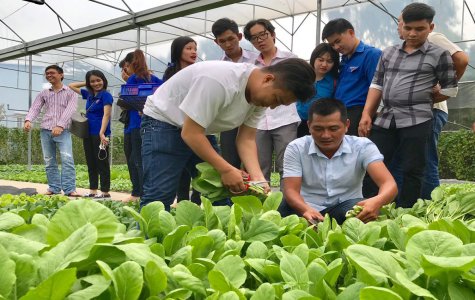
280, 98, 397, 224
322, 19, 382, 136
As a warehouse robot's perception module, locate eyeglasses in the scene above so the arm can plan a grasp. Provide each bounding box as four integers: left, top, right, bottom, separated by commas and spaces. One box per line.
250, 31, 270, 43
45, 71, 59, 76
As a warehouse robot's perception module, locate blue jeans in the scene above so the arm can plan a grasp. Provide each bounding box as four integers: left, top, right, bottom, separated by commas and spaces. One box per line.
391, 110, 448, 200
279, 197, 362, 224
140, 115, 229, 210
421, 109, 448, 199
40, 129, 76, 194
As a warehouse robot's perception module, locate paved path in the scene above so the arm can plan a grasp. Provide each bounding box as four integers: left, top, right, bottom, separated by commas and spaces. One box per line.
0, 179, 131, 202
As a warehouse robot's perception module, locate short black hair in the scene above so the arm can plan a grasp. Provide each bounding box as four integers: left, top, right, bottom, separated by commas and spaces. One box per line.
321, 18, 354, 41
308, 98, 347, 122
243, 18, 275, 41
119, 52, 134, 68
310, 43, 340, 78
45, 65, 64, 81
263, 58, 316, 102
45, 65, 63, 74
212, 18, 239, 38
402, 3, 435, 23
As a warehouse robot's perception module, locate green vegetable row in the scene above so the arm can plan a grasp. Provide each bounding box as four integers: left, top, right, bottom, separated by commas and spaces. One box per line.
1, 184, 475, 299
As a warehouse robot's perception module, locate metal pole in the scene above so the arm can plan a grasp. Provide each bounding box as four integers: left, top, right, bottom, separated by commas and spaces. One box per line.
27, 54, 32, 170
136, 27, 141, 49
462, 0, 465, 40
316, 0, 322, 43
291, 16, 294, 52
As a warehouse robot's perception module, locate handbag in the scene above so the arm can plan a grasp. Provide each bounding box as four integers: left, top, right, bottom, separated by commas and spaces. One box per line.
70, 112, 89, 139
70, 98, 98, 139
118, 109, 130, 126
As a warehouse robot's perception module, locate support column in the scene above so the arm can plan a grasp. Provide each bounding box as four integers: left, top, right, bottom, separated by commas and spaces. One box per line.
316, 0, 322, 43
27, 55, 32, 170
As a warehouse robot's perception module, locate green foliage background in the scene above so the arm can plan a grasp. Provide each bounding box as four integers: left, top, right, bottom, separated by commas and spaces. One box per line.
1, 127, 475, 181
0, 127, 127, 165
438, 130, 475, 181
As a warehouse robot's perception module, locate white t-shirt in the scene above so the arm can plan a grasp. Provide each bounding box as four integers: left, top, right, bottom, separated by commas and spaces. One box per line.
143, 61, 266, 134
254, 48, 301, 130
428, 32, 463, 113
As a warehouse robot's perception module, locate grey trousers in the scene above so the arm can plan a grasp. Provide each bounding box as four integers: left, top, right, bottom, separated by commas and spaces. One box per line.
256, 122, 298, 185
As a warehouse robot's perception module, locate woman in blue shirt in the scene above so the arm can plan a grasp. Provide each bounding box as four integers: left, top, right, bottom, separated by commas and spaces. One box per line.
161, 36, 205, 204
297, 43, 339, 137
124, 49, 163, 202
69, 70, 113, 198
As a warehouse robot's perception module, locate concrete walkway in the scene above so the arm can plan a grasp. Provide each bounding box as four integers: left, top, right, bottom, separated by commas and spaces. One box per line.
0, 179, 132, 202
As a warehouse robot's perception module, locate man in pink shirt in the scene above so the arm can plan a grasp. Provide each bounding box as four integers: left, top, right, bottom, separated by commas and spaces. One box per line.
244, 18, 300, 188
24, 65, 80, 197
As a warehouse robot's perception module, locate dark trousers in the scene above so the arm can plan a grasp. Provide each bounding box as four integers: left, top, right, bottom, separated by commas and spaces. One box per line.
83, 135, 110, 192
176, 135, 222, 205
363, 119, 432, 208
278, 197, 362, 224
124, 128, 143, 197
220, 128, 241, 169
297, 121, 309, 138
346, 105, 364, 136
390, 109, 448, 200
176, 170, 200, 204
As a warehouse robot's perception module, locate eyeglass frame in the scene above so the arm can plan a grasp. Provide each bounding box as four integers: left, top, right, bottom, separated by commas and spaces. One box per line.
249, 30, 270, 43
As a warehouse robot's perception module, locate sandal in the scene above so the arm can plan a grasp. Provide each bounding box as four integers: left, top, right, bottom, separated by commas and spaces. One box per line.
123, 195, 140, 202
83, 192, 97, 197
94, 193, 111, 200
65, 191, 81, 198
44, 190, 60, 196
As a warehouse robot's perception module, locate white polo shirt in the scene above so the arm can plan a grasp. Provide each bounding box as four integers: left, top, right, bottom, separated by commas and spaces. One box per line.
143, 61, 266, 134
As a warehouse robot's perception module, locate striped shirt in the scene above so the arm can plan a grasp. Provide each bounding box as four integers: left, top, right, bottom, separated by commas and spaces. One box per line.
371, 40, 457, 128
25, 84, 78, 130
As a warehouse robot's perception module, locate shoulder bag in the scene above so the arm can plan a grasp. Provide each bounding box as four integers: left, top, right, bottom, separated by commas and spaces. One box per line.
70, 99, 98, 139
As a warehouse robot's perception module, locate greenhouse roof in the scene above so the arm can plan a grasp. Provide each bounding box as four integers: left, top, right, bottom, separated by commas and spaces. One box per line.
0, 0, 399, 63
2, 0, 475, 67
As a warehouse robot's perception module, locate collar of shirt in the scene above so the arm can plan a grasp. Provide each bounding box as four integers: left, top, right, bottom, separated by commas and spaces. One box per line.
399, 40, 430, 54
256, 47, 287, 65
308, 136, 352, 158
222, 48, 253, 62
342, 41, 366, 62
48, 84, 67, 92
91, 90, 106, 99
318, 72, 335, 84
